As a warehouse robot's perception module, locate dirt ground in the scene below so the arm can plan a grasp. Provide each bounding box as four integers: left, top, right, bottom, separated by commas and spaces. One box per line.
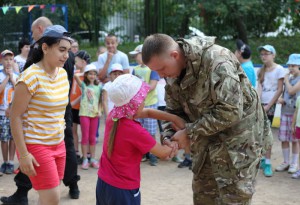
0, 126, 299, 205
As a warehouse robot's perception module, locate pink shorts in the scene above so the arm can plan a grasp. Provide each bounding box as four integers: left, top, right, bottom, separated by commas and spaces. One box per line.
295, 127, 300, 140
25, 141, 66, 190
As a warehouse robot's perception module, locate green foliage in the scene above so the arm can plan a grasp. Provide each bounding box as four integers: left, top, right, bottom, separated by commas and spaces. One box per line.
163, 0, 200, 37
65, 0, 143, 45
216, 36, 300, 65
198, 0, 284, 41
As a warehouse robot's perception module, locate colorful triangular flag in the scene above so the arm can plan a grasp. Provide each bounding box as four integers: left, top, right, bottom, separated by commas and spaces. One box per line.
28, 5, 35, 12
61, 5, 66, 15
51, 5, 56, 13
15, 6, 22, 14
40, 5, 46, 9
2, 6, 9, 14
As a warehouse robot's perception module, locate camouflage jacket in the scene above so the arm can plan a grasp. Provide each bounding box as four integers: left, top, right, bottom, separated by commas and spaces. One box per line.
163, 36, 273, 176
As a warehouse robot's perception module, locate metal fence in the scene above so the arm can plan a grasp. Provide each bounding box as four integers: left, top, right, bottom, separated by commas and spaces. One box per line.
0, 1, 199, 52
0, 4, 67, 54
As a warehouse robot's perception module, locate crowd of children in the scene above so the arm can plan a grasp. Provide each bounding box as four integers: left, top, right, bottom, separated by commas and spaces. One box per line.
235, 40, 300, 179
1, 23, 300, 205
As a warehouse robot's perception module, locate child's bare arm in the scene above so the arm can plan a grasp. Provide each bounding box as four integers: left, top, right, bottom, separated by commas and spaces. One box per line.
292, 107, 298, 135
150, 142, 178, 160
102, 90, 109, 116
98, 90, 102, 117
137, 108, 185, 130
74, 73, 83, 86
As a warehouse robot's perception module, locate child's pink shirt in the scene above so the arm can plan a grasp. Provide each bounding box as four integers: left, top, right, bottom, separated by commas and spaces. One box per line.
98, 115, 156, 189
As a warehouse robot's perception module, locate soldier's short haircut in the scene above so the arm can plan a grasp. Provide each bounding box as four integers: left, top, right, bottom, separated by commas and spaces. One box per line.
142, 33, 174, 64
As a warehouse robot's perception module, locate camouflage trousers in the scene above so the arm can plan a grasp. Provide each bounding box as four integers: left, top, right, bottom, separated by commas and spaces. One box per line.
192, 144, 259, 205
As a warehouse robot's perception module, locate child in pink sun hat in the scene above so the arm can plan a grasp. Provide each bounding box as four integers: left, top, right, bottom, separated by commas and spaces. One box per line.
96, 74, 185, 205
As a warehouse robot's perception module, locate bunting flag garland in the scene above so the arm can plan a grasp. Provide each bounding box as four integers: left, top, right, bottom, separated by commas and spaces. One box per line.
15, 6, 22, 13
0, 4, 66, 15
2, 6, 9, 14
61, 5, 66, 15
51, 5, 56, 13
28, 5, 35, 12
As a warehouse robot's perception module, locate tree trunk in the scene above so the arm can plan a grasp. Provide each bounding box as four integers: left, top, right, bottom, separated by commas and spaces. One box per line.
144, 0, 151, 36
179, 14, 190, 37
234, 17, 248, 43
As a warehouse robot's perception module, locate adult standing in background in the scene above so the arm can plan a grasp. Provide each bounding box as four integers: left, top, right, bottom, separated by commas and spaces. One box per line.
70, 40, 79, 54
142, 34, 273, 205
234, 39, 256, 87
97, 34, 130, 83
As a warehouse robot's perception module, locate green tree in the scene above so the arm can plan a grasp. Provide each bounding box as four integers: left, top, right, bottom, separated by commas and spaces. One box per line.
163, 0, 199, 37
198, 0, 284, 43
144, 0, 201, 38
280, 0, 300, 35
65, 0, 142, 44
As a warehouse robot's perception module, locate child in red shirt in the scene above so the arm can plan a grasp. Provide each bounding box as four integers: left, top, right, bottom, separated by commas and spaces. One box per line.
97, 74, 185, 205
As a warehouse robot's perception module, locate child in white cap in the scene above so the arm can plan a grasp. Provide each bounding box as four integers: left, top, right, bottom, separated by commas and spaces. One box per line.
71, 50, 91, 162
102, 63, 124, 117
276, 54, 300, 174
96, 74, 185, 205
74, 64, 102, 170
279, 54, 300, 178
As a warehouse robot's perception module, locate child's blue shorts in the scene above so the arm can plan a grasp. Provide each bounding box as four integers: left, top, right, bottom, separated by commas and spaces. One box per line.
96, 177, 141, 205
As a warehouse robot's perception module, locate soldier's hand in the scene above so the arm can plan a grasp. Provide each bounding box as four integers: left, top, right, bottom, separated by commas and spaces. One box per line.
168, 142, 178, 158
163, 139, 178, 149
171, 129, 190, 149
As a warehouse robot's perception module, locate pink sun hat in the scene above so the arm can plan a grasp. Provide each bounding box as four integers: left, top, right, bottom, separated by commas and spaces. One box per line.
108, 74, 150, 119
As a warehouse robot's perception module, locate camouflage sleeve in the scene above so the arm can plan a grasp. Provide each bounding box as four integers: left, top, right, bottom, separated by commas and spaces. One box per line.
161, 84, 190, 143
186, 60, 244, 140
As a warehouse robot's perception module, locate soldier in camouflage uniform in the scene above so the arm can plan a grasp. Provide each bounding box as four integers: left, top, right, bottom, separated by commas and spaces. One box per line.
142, 34, 273, 205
